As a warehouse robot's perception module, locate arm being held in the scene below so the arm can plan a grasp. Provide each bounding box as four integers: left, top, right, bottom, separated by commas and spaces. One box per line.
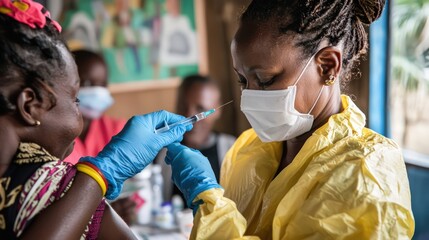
20, 111, 191, 239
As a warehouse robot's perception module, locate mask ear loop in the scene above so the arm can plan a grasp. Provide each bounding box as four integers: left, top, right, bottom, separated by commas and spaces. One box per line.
290, 54, 322, 114
307, 85, 325, 114
292, 55, 316, 86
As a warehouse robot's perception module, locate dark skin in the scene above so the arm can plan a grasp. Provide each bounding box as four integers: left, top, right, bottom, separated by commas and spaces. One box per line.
0, 45, 136, 239
165, 0, 181, 17
231, 19, 343, 173
74, 51, 137, 225
178, 82, 221, 149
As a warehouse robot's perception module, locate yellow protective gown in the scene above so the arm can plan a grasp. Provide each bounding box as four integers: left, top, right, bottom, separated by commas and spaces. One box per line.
191, 95, 414, 240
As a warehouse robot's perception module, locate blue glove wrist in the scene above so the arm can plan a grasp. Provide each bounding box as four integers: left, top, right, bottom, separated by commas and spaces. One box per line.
188, 183, 222, 211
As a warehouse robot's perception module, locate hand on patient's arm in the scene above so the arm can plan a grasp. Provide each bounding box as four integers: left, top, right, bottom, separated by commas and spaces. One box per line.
21, 111, 192, 239
80, 110, 192, 200
20, 111, 191, 239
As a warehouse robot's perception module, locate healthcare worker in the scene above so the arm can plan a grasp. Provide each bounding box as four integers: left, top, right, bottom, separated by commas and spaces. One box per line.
165, 0, 415, 239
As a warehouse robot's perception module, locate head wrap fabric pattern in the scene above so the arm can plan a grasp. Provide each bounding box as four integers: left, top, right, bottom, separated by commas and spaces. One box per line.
0, 0, 61, 32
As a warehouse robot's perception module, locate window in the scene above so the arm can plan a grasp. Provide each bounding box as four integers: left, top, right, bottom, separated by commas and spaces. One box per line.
387, 1, 429, 238
390, 0, 429, 160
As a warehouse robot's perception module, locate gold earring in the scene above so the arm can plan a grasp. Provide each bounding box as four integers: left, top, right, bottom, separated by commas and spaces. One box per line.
325, 75, 336, 86
34, 120, 41, 126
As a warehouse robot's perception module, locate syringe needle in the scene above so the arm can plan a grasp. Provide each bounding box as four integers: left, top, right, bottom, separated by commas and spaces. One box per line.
154, 100, 233, 134
216, 100, 233, 110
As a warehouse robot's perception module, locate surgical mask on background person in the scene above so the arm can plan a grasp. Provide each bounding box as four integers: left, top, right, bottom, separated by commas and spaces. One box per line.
78, 86, 114, 119
240, 55, 324, 142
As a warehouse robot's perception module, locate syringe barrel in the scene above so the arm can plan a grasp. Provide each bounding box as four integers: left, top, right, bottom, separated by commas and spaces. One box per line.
154, 107, 219, 134
154, 115, 197, 134
194, 112, 207, 121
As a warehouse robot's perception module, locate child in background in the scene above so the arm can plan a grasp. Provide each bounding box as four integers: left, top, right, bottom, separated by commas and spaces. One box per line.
157, 74, 236, 201
176, 74, 235, 181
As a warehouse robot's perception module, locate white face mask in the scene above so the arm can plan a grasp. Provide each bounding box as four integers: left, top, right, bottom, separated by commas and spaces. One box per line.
240, 55, 324, 142
78, 86, 114, 119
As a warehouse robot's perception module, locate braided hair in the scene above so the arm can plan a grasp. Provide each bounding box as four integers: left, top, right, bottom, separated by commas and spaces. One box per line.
240, 0, 385, 81
0, 14, 68, 115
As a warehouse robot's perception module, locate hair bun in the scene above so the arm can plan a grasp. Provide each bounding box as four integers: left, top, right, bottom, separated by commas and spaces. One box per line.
354, 0, 386, 24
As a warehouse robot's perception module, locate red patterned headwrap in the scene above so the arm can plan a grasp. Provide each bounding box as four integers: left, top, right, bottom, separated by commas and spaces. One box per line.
0, 0, 61, 32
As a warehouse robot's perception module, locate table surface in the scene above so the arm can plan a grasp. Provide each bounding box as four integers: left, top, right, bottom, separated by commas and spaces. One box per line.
131, 225, 188, 240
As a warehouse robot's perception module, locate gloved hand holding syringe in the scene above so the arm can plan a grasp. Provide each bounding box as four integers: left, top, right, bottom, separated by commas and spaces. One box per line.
154, 100, 233, 134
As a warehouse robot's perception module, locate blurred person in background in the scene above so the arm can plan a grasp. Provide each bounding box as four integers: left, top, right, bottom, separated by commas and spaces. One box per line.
64, 49, 136, 225
157, 74, 236, 201
176, 74, 235, 180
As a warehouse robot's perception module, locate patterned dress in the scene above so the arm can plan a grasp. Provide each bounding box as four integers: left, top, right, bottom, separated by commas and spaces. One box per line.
0, 143, 106, 239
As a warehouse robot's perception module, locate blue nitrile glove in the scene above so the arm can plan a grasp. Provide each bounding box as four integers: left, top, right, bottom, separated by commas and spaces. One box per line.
79, 110, 192, 200
165, 142, 222, 211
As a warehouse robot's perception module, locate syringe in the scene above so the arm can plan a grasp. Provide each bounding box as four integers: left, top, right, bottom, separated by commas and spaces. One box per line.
154, 100, 233, 134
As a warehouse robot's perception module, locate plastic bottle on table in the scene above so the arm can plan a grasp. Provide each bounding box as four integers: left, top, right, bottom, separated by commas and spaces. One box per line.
171, 194, 184, 225
130, 166, 152, 225
151, 164, 164, 223
155, 202, 176, 229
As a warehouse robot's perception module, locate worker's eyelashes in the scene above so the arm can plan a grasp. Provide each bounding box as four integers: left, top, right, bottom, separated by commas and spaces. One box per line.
237, 74, 247, 89
237, 73, 277, 90
257, 77, 276, 89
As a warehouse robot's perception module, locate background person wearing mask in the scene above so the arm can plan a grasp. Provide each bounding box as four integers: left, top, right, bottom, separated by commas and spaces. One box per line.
64, 49, 136, 225
64, 49, 126, 165
157, 74, 236, 201
163, 0, 415, 239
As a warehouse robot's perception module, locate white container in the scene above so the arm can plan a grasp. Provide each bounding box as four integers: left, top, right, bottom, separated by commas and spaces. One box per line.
131, 167, 152, 225
151, 164, 164, 220
155, 202, 175, 229
176, 209, 194, 238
